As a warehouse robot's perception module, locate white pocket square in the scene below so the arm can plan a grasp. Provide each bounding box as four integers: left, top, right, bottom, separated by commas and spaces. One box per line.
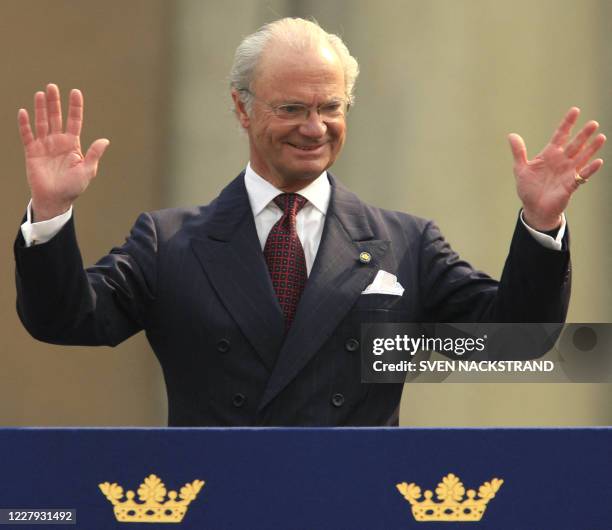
361, 270, 405, 296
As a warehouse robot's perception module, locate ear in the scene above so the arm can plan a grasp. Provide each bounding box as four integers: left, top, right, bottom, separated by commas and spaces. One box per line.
231, 90, 250, 129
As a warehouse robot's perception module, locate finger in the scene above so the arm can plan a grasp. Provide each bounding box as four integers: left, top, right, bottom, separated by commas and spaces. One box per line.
34, 91, 49, 139
565, 120, 599, 158
574, 133, 607, 169
507, 133, 528, 167
549, 107, 580, 146
17, 109, 35, 147
46, 83, 63, 133
578, 158, 603, 181
66, 89, 83, 136
84, 138, 110, 175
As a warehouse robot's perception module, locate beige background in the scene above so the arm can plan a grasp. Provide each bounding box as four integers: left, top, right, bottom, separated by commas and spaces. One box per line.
1, 0, 610, 426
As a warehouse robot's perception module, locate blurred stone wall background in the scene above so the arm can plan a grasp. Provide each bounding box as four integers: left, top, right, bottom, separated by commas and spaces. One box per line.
1, 0, 610, 426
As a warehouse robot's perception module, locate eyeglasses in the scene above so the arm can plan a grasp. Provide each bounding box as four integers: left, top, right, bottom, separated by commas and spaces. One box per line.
241, 89, 349, 122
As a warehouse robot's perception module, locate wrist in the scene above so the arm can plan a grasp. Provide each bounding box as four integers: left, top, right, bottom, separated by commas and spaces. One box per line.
31, 199, 72, 222
522, 210, 562, 232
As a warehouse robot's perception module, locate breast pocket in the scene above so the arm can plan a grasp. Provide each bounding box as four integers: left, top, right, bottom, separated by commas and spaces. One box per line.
352, 293, 408, 312
348, 294, 413, 325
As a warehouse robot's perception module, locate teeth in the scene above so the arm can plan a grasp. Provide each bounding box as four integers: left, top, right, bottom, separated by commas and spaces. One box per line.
295, 145, 320, 150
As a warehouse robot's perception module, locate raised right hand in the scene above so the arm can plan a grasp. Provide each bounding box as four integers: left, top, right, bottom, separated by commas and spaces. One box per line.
18, 84, 109, 221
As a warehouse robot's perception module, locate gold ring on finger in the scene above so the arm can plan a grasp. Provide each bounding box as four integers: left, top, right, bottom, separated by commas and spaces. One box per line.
574, 173, 587, 185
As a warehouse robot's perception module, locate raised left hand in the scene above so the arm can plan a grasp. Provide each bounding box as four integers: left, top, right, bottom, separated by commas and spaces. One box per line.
18, 84, 110, 221
508, 107, 606, 231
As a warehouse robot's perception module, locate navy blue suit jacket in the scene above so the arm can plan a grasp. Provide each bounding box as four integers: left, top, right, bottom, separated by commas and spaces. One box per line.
15, 172, 570, 425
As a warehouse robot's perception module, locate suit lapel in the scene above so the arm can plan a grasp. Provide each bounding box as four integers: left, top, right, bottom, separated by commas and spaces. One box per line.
258, 175, 389, 411
190, 173, 285, 371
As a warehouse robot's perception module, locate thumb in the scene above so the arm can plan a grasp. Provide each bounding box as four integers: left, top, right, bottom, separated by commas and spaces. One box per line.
507, 133, 527, 168
84, 138, 110, 174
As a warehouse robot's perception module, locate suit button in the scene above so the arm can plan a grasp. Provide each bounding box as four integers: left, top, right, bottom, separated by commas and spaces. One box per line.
345, 338, 359, 352
232, 393, 246, 407
216, 338, 231, 353
331, 393, 345, 407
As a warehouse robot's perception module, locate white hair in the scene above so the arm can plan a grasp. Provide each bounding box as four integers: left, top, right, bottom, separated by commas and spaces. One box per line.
230, 17, 359, 114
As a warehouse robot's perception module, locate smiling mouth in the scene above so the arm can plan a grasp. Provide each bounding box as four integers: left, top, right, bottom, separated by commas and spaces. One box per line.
289, 143, 325, 151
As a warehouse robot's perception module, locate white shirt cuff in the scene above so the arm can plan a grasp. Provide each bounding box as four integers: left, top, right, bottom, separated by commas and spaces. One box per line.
520, 210, 566, 251
20, 199, 73, 247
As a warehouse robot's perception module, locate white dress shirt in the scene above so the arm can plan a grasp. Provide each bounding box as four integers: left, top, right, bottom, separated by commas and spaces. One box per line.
20, 165, 565, 261
244, 163, 330, 275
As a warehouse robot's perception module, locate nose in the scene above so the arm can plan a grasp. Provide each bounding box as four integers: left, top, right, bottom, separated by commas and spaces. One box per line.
298, 110, 327, 138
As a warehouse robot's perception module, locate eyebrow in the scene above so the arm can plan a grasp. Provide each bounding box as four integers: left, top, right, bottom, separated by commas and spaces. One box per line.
275, 97, 345, 106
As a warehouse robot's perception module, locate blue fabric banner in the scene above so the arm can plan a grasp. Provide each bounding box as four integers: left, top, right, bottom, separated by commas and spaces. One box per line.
0, 428, 610, 529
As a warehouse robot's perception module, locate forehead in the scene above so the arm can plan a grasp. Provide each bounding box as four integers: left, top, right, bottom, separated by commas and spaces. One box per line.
253, 43, 345, 102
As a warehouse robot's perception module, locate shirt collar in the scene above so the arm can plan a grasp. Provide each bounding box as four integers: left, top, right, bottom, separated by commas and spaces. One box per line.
244, 162, 331, 216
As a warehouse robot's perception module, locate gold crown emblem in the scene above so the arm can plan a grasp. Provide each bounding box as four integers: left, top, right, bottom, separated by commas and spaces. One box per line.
99, 474, 205, 523
396, 473, 503, 522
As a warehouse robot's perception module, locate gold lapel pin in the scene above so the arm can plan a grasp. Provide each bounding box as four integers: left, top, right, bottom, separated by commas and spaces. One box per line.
359, 251, 372, 264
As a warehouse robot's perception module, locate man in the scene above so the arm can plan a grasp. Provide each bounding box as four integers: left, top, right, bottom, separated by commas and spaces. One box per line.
14, 18, 606, 426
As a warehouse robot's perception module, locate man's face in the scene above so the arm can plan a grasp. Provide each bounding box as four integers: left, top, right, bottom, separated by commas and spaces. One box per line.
233, 43, 347, 191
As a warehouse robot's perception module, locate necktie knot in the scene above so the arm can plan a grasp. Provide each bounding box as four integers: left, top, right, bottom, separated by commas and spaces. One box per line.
273, 193, 307, 216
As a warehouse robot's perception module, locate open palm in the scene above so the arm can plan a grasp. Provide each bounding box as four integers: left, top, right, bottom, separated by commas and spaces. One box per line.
508, 107, 605, 230
18, 84, 109, 221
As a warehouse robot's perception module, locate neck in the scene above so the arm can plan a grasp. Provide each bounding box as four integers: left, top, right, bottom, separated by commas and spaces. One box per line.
250, 162, 319, 192
274, 179, 317, 193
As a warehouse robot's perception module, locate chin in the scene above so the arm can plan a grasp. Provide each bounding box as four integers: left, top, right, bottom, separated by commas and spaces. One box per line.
289, 165, 328, 181
289, 157, 333, 178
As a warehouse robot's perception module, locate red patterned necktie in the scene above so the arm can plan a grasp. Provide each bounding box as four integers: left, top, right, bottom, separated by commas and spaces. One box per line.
264, 193, 308, 330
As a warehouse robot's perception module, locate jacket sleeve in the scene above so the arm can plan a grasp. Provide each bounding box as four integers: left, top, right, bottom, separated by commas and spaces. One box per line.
14, 212, 157, 346
419, 214, 571, 323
